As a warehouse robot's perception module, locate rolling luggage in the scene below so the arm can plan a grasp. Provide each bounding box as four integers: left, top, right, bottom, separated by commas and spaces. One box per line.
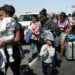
65, 41, 75, 60
73, 41, 75, 59
65, 34, 75, 60
65, 42, 72, 60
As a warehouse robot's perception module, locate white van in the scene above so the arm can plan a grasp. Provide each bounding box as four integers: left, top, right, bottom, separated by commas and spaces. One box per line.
18, 12, 39, 30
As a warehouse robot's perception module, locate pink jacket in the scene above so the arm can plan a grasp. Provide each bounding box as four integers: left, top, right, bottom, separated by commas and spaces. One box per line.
30, 22, 40, 40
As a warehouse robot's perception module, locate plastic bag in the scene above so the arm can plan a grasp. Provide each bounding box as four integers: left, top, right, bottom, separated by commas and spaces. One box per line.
25, 30, 32, 43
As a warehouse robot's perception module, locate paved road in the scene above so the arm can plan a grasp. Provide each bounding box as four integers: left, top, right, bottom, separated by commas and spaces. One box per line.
6, 45, 75, 75
56, 53, 75, 75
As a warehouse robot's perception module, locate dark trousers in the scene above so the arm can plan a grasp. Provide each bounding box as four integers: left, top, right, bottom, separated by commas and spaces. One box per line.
5, 60, 20, 75
0, 71, 5, 75
42, 62, 54, 75
35, 40, 42, 53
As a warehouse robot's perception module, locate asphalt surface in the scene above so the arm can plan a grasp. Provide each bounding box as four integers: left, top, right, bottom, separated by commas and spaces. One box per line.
6, 45, 75, 75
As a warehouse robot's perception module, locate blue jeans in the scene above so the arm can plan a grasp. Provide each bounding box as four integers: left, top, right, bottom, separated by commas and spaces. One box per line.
29, 41, 35, 58
29, 39, 42, 58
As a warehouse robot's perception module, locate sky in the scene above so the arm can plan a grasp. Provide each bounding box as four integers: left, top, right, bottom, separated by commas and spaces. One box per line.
0, 0, 75, 14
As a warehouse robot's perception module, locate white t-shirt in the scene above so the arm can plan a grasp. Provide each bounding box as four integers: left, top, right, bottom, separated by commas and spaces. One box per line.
40, 44, 55, 63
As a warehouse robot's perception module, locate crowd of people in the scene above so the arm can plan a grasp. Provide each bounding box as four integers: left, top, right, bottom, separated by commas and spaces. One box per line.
0, 4, 75, 75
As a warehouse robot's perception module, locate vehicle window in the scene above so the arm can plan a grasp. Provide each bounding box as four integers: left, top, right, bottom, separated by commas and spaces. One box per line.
18, 15, 32, 21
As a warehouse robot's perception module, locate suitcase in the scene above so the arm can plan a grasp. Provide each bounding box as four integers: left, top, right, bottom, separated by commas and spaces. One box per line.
65, 41, 75, 60
73, 41, 75, 59
65, 42, 72, 60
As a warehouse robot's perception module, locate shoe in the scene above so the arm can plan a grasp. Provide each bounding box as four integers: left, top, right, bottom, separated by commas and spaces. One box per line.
29, 58, 33, 63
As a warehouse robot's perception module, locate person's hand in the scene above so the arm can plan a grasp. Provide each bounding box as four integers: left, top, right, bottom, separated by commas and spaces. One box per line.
0, 40, 5, 46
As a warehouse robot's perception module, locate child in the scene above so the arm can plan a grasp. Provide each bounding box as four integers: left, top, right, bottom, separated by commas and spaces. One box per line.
0, 17, 16, 63
40, 35, 55, 75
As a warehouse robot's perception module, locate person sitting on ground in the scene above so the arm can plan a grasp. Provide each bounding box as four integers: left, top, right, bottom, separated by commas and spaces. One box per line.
58, 12, 69, 56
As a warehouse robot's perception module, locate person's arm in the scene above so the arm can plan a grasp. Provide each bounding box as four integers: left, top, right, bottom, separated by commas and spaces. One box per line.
2, 34, 14, 43
3, 18, 20, 45
40, 45, 48, 56
13, 22, 21, 44
0, 18, 6, 31
33, 26, 40, 35
49, 47, 55, 57
0, 18, 14, 45
34, 24, 39, 32
14, 30, 20, 44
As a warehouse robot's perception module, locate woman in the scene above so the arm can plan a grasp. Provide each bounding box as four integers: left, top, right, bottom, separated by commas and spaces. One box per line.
58, 12, 69, 56
0, 5, 21, 75
25, 14, 40, 62
39, 9, 59, 45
